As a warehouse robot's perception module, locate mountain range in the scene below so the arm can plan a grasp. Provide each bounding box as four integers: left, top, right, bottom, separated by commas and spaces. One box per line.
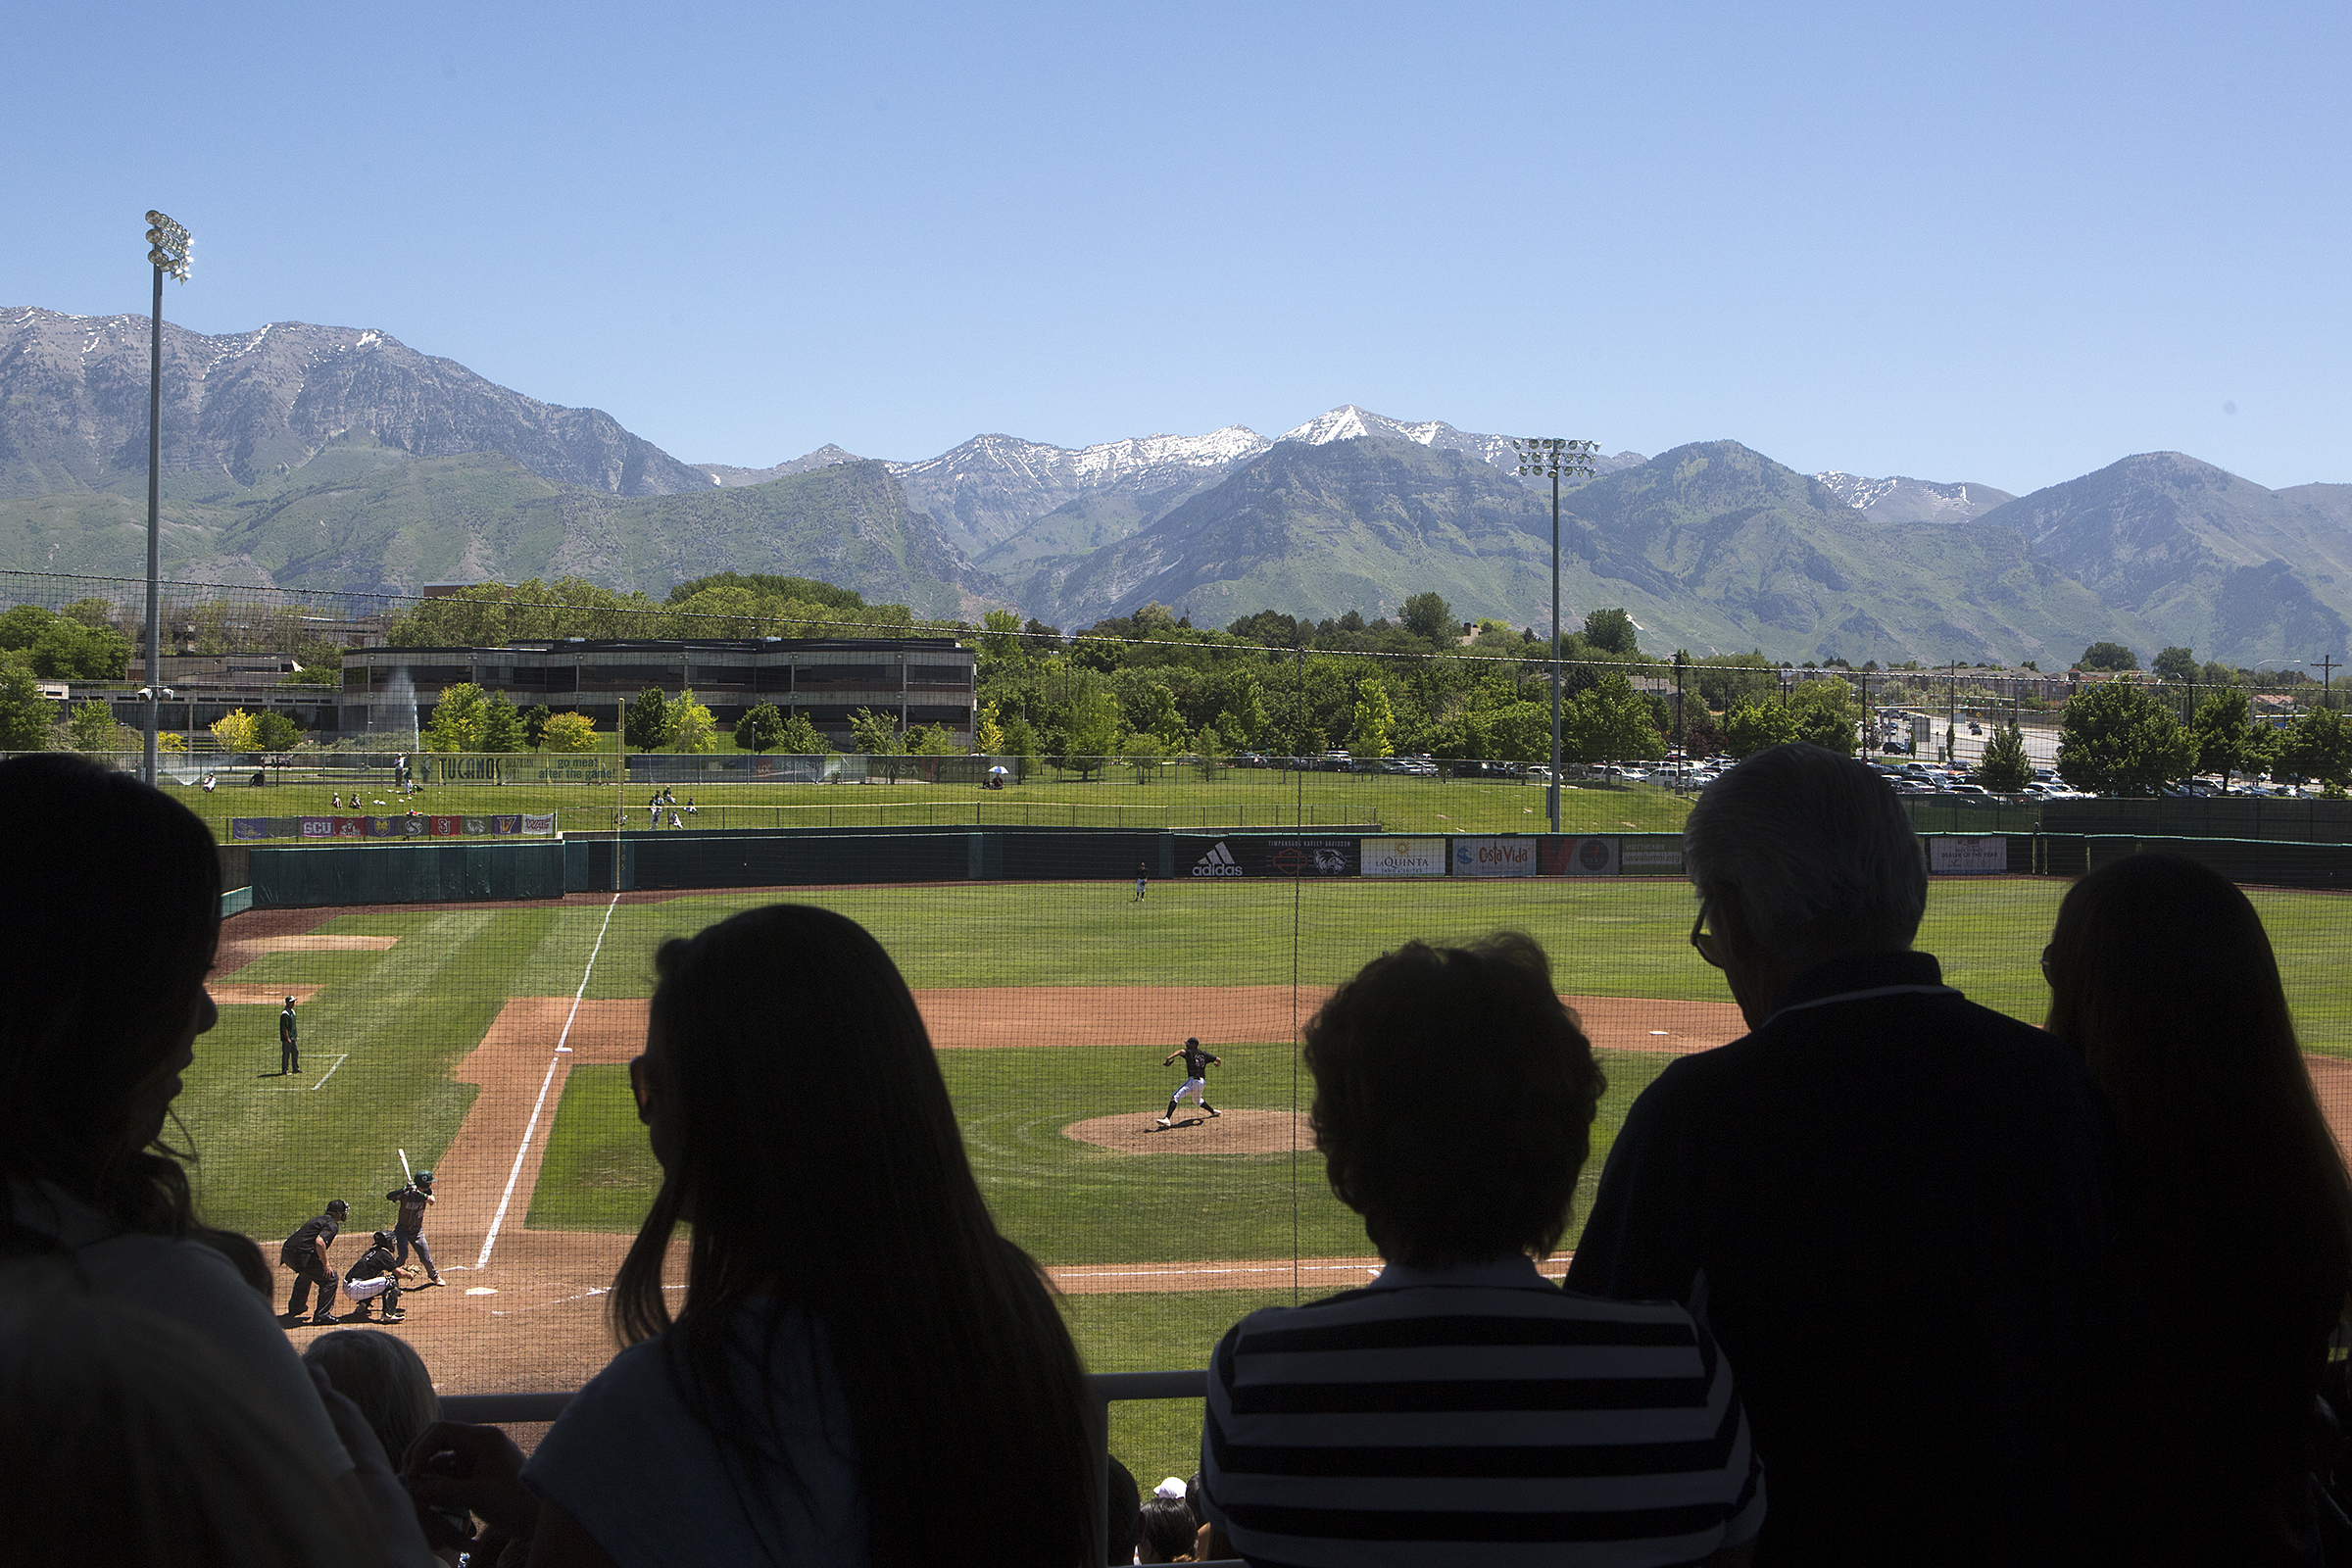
2, 303, 2345, 665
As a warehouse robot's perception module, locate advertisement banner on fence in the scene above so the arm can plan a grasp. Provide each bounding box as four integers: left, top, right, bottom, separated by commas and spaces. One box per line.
1539, 836, 1621, 876
230, 817, 294, 841
1179, 836, 1359, 878
1617, 836, 1685, 877
521, 813, 556, 836
1929, 835, 2009, 874
1360, 837, 1448, 877
1451, 836, 1539, 878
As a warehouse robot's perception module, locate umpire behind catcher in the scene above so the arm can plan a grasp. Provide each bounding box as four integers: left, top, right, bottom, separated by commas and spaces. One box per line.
281, 1198, 348, 1325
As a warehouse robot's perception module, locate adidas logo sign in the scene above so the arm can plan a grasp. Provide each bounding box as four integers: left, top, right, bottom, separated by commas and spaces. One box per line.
1191, 841, 1243, 877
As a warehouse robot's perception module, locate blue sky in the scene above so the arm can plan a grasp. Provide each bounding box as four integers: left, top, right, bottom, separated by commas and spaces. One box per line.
10, 2, 2347, 492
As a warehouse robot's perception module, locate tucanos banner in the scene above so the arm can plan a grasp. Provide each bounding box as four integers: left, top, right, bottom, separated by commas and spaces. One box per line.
1929, 835, 2008, 874
1451, 836, 1539, 878
1177, 835, 1359, 878
1360, 836, 1448, 877
1539, 836, 1621, 876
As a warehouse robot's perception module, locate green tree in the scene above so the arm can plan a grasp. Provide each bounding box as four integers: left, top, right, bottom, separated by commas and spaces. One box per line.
522, 704, 553, 750
1398, 592, 1454, 644
1583, 608, 1641, 656
541, 711, 600, 753
209, 708, 261, 754
2277, 707, 2352, 792
30, 620, 132, 679
1564, 678, 1665, 764
1056, 689, 1123, 778
665, 689, 718, 754
2190, 688, 2265, 787
2151, 646, 2197, 685
1130, 682, 1188, 749
624, 687, 670, 751
423, 684, 488, 752
1974, 719, 2033, 793
776, 711, 829, 755
2057, 683, 2196, 795
2078, 642, 2139, 672
477, 691, 525, 755
734, 702, 786, 753
253, 710, 301, 753
848, 708, 904, 756
60, 598, 116, 629
1348, 684, 1396, 758
67, 701, 124, 752
0, 666, 51, 751
1721, 698, 1800, 759
975, 700, 1005, 754
1786, 680, 1861, 756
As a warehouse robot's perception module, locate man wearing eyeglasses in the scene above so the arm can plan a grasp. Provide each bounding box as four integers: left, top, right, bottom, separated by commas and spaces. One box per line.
1567, 742, 2113, 1567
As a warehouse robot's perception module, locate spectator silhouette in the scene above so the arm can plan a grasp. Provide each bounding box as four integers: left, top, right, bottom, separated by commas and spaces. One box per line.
2045, 852, 2352, 1565
1138, 1495, 1197, 1562
0, 756, 431, 1565
408, 905, 1095, 1567
0, 1280, 377, 1566
1201, 933, 1763, 1566
306, 1328, 441, 1471
1105, 1457, 1143, 1567
1567, 742, 2112, 1565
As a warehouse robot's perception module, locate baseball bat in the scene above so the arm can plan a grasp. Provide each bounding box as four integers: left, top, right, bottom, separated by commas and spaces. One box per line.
399, 1148, 414, 1185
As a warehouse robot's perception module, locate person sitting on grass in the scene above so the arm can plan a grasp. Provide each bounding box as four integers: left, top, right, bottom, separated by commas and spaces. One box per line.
1567, 742, 2114, 1565
1200, 933, 1764, 1567
404, 905, 1099, 1568
2044, 853, 2352, 1565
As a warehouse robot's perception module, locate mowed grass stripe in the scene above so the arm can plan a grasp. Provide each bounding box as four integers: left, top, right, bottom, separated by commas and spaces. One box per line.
183, 906, 555, 1238
197, 876, 2352, 1250
525, 1045, 1681, 1262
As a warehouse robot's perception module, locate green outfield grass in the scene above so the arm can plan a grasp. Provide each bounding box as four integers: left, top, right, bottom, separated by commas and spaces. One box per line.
180, 771, 1693, 843
185, 876, 2352, 1250
179, 869, 2350, 1436
523, 1045, 1681, 1255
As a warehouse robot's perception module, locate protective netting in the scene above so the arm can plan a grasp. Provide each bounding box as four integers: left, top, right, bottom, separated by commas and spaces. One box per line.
5, 568, 2347, 1486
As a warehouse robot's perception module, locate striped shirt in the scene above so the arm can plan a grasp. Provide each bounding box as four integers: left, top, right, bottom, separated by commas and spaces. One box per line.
1200, 1256, 1763, 1568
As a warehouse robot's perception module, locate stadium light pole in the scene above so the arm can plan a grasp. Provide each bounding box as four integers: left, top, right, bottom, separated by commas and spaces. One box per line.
1512, 437, 1599, 832
142, 210, 192, 787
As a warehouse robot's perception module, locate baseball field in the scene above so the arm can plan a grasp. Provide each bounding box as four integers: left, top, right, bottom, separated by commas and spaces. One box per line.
188, 872, 2352, 1482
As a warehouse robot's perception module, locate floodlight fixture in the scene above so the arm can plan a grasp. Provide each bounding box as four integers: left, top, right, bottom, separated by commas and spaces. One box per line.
145, 211, 192, 283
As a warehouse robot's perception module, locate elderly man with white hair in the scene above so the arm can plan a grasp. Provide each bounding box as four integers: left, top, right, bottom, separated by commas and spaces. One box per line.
1567, 743, 2114, 1567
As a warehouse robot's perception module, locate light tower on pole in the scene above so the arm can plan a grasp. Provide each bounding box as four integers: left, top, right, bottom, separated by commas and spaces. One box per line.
142, 210, 192, 787
1512, 437, 1599, 833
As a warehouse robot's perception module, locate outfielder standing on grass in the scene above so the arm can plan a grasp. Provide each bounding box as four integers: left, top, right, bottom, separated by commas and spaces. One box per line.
384, 1170, 443, 1287
281, 1198, 348, 1325
1157, 1037, 1222, 1128
279, 995, 300, 1075
1136, 861, 1149, 902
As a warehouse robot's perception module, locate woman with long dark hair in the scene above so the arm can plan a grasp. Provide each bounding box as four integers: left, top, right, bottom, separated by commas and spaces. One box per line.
2043, 853, 2352, 1564
0, 755, 431, 1563
415, 904, 1095, 1567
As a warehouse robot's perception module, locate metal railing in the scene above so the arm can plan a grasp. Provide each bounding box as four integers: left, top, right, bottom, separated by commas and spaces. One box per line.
442, 1370, 1235, 1567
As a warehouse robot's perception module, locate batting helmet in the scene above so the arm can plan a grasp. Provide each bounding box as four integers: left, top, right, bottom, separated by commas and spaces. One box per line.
325, 1199, 349, 1215
415, 1171, 433, 1185
372, 1230, 396, 1249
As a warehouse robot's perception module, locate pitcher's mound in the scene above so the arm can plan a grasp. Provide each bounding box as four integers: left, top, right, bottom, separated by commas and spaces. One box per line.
1064, 1108, 1309, 1155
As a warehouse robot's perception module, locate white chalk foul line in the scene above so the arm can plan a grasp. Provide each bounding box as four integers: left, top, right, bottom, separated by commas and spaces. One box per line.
475, 893, 623, 1272
258, 1054, 351, 1092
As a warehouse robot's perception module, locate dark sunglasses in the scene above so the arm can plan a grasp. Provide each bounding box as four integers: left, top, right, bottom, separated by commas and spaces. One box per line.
1690, 903, 1724, 969
2039, 944, 2054, 982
